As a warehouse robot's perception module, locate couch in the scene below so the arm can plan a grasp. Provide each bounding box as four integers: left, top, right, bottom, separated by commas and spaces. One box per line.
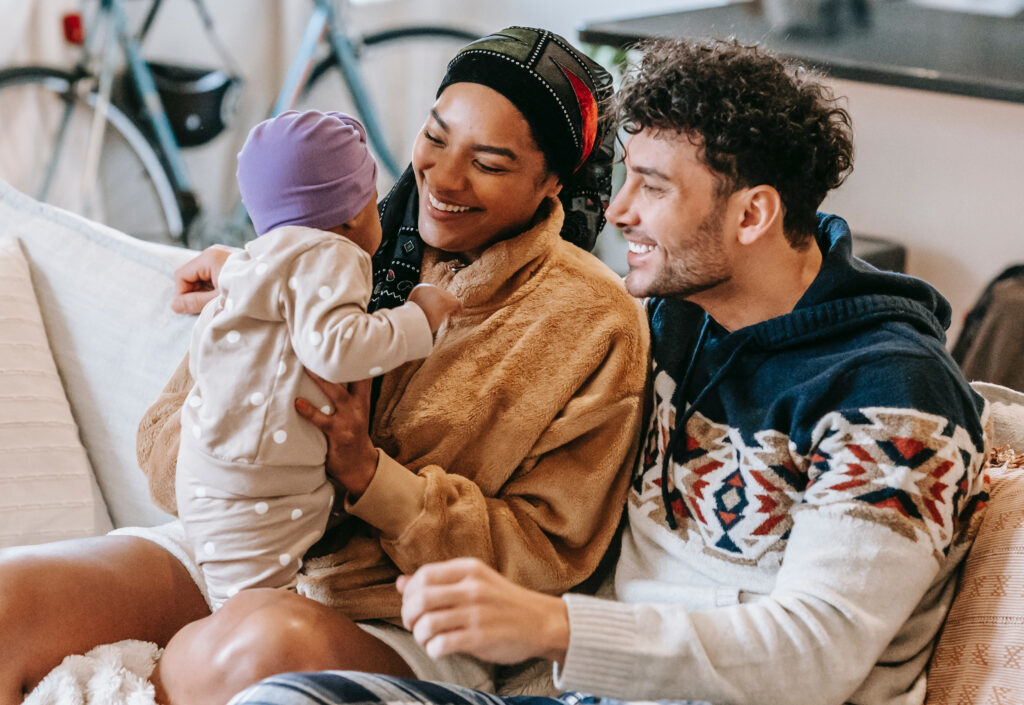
1, 178, 1022, 704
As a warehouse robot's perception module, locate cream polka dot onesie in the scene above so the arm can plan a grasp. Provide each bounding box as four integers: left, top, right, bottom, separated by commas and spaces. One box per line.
176, 225, 433, 609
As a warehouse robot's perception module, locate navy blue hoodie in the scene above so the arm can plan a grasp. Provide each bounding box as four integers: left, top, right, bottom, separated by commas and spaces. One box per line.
641, 213, 987, 549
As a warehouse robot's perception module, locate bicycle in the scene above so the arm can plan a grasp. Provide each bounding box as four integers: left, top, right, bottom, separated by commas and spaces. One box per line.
0, 0, 477, 246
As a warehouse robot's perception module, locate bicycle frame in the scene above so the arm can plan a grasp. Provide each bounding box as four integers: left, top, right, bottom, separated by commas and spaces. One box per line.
272, 0, 404, 178
45, 0, 203, 240
81, 0, 195, 194
47, 0, 441, 241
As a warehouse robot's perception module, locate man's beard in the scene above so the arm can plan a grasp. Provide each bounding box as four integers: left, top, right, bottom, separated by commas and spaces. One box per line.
625, 201, 731, 299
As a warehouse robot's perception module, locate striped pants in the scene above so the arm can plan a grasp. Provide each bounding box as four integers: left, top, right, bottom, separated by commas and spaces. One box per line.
227, 671, 711, 705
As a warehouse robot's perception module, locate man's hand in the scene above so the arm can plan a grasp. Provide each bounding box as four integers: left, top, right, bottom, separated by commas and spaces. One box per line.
398, 558, 570, 664
295, 372, 377, 497
171, 245, 237, 314
407, 284, 461, 333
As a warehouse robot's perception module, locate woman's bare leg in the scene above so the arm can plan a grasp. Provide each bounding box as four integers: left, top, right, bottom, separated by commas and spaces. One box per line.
156, 588, 415, 705
0, 535, 209, 705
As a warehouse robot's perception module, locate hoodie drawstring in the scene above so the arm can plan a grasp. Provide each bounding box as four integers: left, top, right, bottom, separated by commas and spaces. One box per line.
660, 319, 753, 530
659, 316, 709, 530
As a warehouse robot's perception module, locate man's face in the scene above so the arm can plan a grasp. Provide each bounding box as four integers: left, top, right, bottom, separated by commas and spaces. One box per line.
607, 129, 732, 300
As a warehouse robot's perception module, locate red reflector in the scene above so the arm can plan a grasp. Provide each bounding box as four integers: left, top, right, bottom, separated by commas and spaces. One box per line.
63, 13, 84, 45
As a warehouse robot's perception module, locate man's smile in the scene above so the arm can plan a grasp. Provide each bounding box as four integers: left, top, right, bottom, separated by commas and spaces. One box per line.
626, 240, 658, 255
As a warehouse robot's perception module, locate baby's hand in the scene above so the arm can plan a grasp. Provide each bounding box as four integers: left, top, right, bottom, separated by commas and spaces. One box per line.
408, 284, 461, 333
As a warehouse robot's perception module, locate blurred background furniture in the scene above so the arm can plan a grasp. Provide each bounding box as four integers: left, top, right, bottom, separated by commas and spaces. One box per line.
579, 0, 1024, 103
852, 234, 907, 272
952, 265, 1024, 393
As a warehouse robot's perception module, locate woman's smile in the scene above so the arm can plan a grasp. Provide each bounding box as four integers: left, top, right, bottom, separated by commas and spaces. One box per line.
425, 192, 474, 214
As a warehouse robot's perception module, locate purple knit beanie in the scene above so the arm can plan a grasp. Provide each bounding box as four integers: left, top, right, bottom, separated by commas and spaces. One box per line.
237, 110, 377, 236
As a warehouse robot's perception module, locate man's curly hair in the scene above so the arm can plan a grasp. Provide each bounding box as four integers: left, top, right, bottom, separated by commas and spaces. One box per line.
614, 38, 854, 244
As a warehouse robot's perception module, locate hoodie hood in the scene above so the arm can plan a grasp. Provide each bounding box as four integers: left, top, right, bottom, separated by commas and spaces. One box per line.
651, 213, 954, 403
747, 213, 951, 351
649, 213, 958, 530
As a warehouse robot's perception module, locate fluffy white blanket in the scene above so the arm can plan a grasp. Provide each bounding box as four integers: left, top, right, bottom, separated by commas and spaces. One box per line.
24, 640, 161, 705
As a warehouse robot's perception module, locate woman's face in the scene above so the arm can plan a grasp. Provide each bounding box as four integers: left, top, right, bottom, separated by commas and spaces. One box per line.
411, 82, 562, 260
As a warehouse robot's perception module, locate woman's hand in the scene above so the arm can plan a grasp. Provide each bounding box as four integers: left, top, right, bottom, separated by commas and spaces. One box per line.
295, 372, 378, 497
397, 558, 570, 665
170, 245, 236, 314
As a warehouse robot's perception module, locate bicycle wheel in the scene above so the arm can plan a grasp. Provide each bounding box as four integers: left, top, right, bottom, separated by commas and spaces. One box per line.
299, 26, 477, 190
0, 66, 185, 244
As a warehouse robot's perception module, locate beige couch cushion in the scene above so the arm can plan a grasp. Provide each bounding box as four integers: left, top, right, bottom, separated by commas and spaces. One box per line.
0, 180, 195, 528
0, 235, 112, 545
926, 383, 1024, 705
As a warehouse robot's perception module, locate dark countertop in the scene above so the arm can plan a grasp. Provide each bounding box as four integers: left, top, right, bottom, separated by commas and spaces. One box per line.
578, 1, 1024, 103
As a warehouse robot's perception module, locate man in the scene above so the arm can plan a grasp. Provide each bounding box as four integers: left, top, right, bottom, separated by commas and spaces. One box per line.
228, 38, 988, 705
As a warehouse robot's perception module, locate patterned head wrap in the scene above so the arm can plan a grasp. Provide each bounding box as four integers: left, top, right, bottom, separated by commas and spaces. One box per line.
370, 27, 615, 313
437, 27, 615, 251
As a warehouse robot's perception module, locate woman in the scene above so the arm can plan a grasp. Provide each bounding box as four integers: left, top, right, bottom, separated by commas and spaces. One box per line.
0, 27, 647, 705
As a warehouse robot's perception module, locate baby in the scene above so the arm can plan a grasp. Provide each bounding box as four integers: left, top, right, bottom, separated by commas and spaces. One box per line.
175, 110, 459, 609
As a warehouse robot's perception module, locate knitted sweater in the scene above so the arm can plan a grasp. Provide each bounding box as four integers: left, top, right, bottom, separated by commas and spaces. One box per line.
555, 214, 989, 705
137, 200, 649, 621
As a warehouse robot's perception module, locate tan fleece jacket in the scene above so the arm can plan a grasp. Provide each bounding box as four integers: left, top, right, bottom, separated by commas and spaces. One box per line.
137, 200, 649, 620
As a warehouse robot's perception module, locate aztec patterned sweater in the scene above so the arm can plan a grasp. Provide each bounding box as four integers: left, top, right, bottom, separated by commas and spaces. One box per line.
555, 214, 989, 705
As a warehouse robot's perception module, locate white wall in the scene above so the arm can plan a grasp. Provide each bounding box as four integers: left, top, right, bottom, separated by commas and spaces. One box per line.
436, 0, 717, 44
821, 80, 1024, 343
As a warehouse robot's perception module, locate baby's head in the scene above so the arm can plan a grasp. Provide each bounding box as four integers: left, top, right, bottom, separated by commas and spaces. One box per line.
237, 110, 381, 254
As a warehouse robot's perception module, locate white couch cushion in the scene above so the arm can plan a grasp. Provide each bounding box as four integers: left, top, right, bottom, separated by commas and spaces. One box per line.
0, 235, 112, 545
971, 381, 1024, 452
0, 180, 196, 528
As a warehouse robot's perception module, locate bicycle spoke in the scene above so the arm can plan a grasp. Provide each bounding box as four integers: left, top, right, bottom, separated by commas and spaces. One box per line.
37, 91, 77, 203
